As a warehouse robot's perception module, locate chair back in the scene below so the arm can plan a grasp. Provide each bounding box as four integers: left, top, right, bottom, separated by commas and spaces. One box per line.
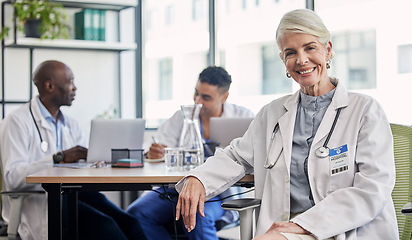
390, 123, 412, 240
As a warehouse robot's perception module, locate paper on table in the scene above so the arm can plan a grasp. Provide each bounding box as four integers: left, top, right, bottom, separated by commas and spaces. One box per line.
145, 157, 164, 163
53, 162, 94, 169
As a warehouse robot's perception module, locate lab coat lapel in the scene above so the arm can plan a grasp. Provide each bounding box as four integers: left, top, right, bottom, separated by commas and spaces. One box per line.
277, 91, 299, 173
311, 81, 349, 148
311, 107, 336, 147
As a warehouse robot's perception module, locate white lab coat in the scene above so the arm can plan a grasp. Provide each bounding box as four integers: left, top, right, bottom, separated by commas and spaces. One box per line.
176, 80, 399, 239
0, 96, 86, 240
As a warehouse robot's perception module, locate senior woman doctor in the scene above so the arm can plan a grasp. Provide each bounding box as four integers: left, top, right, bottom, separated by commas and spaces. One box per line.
175, 9, 398, 240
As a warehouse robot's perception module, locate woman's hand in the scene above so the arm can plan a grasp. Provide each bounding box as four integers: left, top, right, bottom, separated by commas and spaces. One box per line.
266, 221, 310, 235
175, 176, 205, 232
253, 221, 311, 240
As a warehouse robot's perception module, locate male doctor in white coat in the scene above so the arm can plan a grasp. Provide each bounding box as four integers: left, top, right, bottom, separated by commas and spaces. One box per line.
127, 66, 255, 240
175, 9, 398, 240
0, 60, 87, 239
0, 60, 147, 240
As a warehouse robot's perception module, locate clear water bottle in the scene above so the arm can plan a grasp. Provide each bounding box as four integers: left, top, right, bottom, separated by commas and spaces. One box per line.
179, 104, 204, 170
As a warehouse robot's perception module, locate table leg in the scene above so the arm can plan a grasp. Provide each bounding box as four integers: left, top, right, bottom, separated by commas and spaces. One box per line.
42, 183, 62, 240
67, 191, 78, 240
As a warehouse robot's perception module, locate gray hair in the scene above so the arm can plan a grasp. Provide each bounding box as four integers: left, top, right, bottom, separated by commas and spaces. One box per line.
276, 9, 334, 58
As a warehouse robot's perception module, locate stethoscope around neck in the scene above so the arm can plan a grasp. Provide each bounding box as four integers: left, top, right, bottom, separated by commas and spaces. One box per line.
29, 101, 49, 153
264, 107, 343, 169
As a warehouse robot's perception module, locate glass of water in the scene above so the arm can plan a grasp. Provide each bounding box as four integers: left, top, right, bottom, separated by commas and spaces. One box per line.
182, 148, 202, 170
164, 147, 183, 171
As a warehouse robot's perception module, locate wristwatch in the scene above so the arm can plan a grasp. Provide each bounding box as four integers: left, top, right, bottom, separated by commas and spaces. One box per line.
53, 151, 64, 163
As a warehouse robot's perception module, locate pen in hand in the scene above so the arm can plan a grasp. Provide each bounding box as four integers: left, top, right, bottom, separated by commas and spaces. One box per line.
149, 136, 164, 159
152, 136, 160, 144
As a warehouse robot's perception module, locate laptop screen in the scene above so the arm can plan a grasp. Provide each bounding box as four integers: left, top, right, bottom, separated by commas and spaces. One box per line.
86, 118, 145, 162
209, 117, 253, 148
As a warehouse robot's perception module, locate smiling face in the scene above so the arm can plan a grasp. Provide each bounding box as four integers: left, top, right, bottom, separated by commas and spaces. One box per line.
280, 32, 333, 96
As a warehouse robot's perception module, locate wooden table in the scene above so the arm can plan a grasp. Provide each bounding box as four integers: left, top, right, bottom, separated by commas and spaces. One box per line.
26, 162, 254, 240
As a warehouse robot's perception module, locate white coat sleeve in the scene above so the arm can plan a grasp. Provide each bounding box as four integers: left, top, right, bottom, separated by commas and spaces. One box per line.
175, 116, 257, 200
156, 110, 184, 147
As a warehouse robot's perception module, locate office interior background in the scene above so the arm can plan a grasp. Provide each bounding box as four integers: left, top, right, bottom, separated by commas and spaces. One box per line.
1, 0, 412, 140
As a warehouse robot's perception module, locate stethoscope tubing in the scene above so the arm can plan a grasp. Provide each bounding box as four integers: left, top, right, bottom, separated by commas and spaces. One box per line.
264, 107, 343, 169
29, 100, 74, 153
29, 101, 49, 153
29, 101, 44, 144
322, 107, 342, 149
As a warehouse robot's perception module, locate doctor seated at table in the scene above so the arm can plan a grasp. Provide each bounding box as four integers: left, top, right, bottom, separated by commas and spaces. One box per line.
0, 60, 146, 240
175, 9, 398, 240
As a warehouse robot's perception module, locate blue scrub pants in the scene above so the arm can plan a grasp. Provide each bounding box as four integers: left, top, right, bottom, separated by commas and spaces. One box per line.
127, 187, 224, 240
63, 191, 147, 240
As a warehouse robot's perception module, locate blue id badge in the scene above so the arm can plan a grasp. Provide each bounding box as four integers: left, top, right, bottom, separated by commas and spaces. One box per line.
329, 144, 349, 176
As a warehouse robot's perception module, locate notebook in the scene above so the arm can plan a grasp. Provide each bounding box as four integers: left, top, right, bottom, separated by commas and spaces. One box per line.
209, 117, 254, 148
86, 118, 145, 163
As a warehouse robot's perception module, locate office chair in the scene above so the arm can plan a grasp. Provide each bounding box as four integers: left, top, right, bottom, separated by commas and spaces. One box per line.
222, 123, 412, 240
0, 170, 44, 239
390, 123, 412, 240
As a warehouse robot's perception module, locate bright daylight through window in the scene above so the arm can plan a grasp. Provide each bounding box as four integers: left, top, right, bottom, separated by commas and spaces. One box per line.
142, 0, 412, 128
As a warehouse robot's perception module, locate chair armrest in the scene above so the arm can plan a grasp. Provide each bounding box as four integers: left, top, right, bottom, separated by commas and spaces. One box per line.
221, 198, 261, 211
1, 190, 45, 238
402, 202, 412, 216
221, 198, 261, 240
1, 190, 45, 197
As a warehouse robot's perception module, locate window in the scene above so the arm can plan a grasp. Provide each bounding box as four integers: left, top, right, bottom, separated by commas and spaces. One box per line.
398, 45, 412, 74
224, 0, 230, 13
141, 0, 412, 128
262, 45, 291, 94
316, 0, 412, 124
165, 5, 175, 26
331, 31, 376, 90
146, 10, 154, 30
158, 59, 173, 100
143, 0, 209, 128
242, 0, 247, 9
215, 0, 305, 113
192, 0, 203, 21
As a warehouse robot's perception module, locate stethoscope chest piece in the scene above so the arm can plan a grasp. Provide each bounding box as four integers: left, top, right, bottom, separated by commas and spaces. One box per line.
264, 161, 275, 169
315, 146, 329, 158
41, 141, 48, 153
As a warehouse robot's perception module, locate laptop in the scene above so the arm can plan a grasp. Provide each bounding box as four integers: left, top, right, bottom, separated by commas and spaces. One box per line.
209, 117, 254, 148
86, 118, 145, 163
